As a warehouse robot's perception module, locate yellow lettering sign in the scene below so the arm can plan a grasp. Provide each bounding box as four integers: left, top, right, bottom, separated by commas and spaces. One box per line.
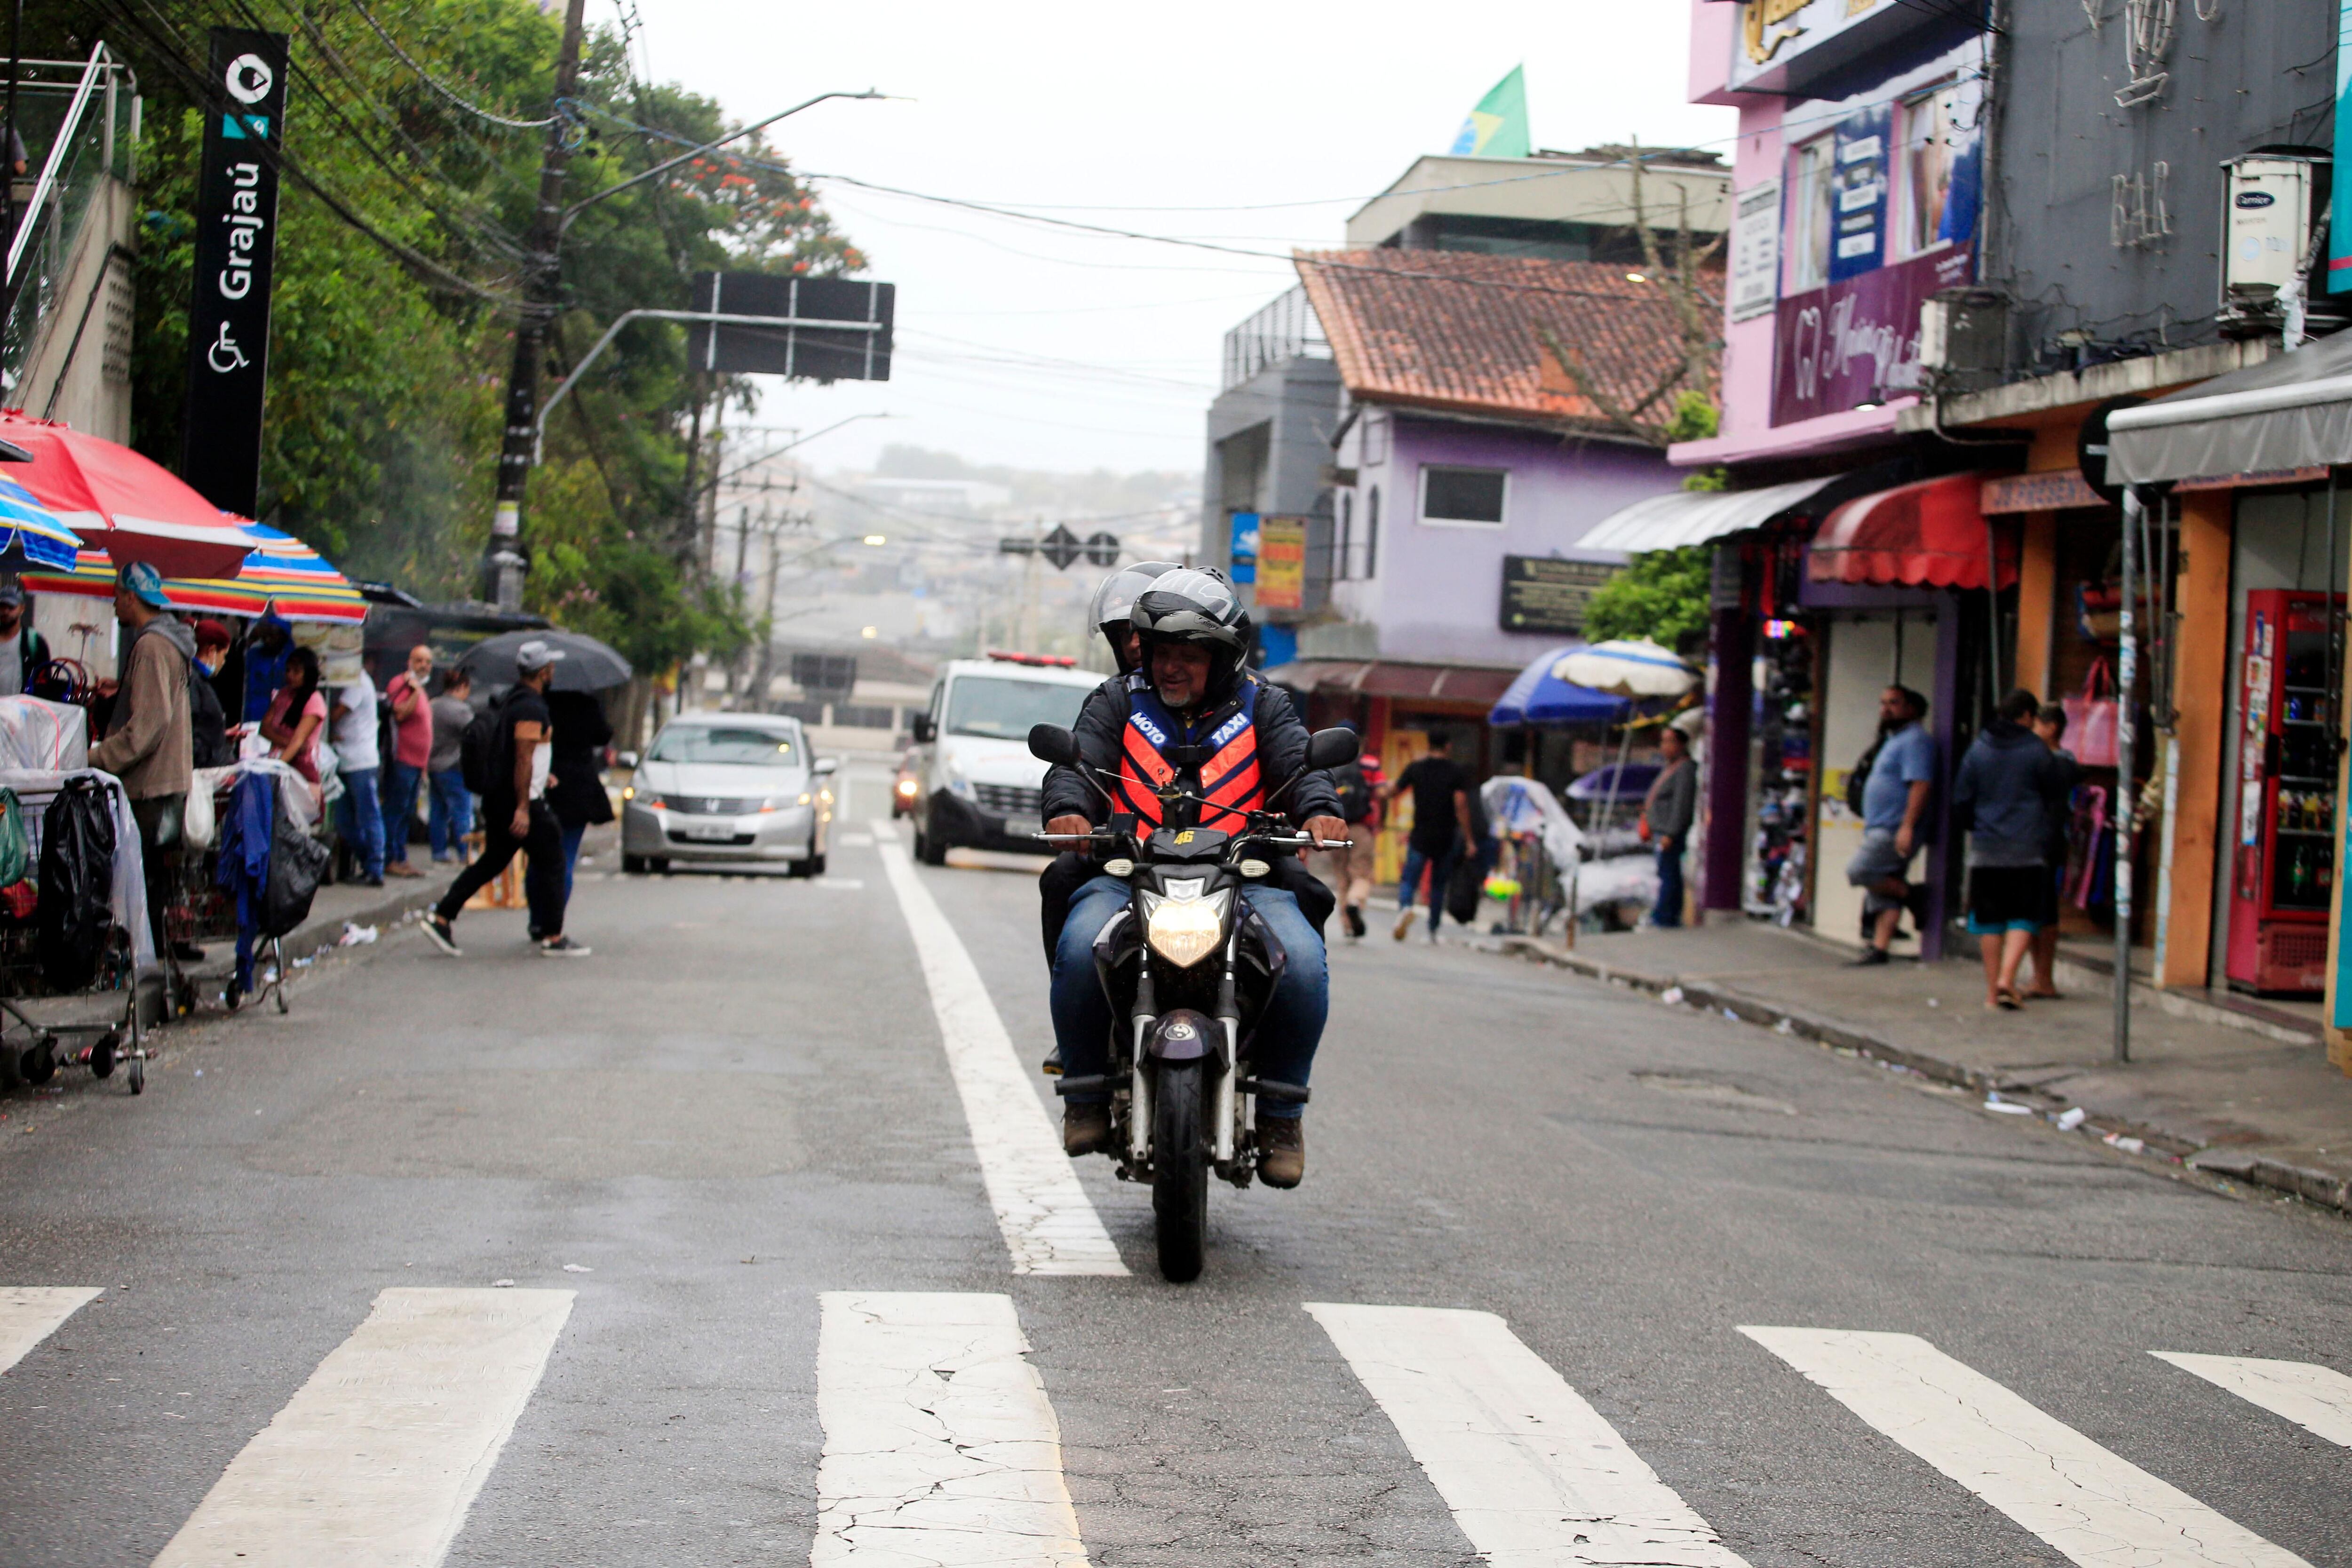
1742, 0, 1812, 63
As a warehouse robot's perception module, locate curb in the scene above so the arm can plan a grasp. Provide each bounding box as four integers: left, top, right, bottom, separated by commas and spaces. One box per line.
1494, 934, 2352, 1219
277, 876, 453, 968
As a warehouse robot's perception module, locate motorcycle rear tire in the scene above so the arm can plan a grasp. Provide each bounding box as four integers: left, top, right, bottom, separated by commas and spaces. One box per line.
1152, 1060, 1209, 1283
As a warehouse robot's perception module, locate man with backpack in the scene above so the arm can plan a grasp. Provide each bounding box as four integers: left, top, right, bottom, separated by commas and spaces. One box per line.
420, 640, 586, 957
1844, 684, 1936, 965
1318, 728, 1388, 939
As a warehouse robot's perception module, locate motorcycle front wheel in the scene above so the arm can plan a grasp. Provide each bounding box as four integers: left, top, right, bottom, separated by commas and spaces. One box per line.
1152, 1060, 1209, 1282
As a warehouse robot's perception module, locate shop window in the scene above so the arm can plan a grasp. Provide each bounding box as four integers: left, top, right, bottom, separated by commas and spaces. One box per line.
1787, 135, 1834, 292
1897, 81, 1963, 258
1420, 464, 1508, 526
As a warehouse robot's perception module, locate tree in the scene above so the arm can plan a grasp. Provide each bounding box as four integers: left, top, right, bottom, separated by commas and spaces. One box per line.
1582, 546, 1713, 655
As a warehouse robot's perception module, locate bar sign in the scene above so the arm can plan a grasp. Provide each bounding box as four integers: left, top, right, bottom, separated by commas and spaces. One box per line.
180, 28, 287, 518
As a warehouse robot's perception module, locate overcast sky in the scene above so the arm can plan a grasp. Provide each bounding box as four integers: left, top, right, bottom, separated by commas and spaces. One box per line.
636, 1, 1735, 478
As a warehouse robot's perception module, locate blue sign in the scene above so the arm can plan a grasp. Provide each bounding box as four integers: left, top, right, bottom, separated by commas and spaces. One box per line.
1828, 103, 1890, 283
1228, 511, 1261, 585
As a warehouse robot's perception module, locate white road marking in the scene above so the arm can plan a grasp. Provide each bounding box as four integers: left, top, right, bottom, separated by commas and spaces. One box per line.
0, 1286, 101, 1374
1307, 1303, 1750, 1567
152, 1288, 573, 1568
1742, 1327, 2313, 1568
873, 818, 1127, 1276
813, 1291, 1091, 1566
2153, 1352, 2352, 1449
839, 832, 877, 847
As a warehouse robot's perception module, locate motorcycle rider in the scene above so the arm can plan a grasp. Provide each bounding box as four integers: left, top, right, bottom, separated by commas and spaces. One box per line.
1039, 567, 1346, 1188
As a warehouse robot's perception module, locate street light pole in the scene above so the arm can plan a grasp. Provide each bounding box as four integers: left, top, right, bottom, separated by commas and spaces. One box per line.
485, 0, 589, 610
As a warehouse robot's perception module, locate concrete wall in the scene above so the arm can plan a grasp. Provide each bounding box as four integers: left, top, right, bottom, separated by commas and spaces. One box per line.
1329, 409, 1674, 667
1345, 154, 1729, 251
1199, 354, 1343, 621
13, 175, 134, 443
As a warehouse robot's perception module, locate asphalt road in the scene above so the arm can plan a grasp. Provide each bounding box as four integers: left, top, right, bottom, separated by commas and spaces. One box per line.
0, 764, 2346, 1567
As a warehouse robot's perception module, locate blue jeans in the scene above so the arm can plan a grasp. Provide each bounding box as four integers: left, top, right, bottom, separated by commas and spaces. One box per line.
427, 767, 473, 860
1049, 875, 1327, 1120
1653, 834, 1685, 928
381, 761, 423, 866
559, 821, 586, 901
1397, 841, 1460, 935
336, 767, 385, 881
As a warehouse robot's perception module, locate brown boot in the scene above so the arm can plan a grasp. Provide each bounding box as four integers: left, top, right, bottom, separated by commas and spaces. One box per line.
1063, 1104, 1112, 1157
1257, 1114, 1305, 1188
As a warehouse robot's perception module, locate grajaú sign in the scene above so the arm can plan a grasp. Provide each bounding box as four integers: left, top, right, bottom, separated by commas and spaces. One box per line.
180, 28, 287, 517
1771, 247, 1974, 428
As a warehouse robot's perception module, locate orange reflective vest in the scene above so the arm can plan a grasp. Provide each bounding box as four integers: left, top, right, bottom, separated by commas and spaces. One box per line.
1112, 680, 1264, 832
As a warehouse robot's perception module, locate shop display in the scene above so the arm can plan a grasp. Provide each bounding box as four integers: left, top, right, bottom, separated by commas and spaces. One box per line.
1743, 623, 1814, 922
2227, 590, 2341, 995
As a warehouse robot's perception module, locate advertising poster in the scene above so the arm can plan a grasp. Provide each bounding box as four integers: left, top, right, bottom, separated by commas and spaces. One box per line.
1254, 516, 1308, 610
1227, 511, 1260, 584
1729, 179, 1782, 323
1828, 103, 1890, 283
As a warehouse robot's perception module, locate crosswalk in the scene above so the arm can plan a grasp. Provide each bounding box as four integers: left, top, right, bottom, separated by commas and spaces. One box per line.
0, 1282, 2340, 1565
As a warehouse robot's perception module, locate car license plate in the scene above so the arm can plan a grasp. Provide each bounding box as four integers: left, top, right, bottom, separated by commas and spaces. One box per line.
683, 822, 738, 841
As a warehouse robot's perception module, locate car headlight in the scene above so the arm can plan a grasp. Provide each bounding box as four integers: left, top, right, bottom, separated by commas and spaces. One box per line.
633, 792, 665, 810
759, 792, 811, 813
1139, 884, 1232, 969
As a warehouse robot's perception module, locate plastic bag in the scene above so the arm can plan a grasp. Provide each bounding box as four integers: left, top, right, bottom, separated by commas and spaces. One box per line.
2064, 657, 2121, 768
262, 796, 329, 938
38, 776, 117, 988
182, 779, 218, 852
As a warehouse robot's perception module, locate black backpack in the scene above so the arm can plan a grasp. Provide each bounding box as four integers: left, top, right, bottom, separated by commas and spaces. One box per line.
262, 793, 331, 937
1844, 734, 1884, 818
1330, 762, 1373, 824
37, 777, 117, 989
458, 692, 507, 795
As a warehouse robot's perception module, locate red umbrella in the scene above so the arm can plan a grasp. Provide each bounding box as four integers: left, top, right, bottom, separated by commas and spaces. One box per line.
0, 414, 257, 579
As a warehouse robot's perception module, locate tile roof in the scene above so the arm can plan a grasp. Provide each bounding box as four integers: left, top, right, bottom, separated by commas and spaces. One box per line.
1293, 249, 1720, 440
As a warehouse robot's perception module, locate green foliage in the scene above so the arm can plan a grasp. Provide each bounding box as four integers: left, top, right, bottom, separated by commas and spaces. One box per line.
1664, 392, 1727, 492
97, 0, 859, 676
1582, 546, 1714, 655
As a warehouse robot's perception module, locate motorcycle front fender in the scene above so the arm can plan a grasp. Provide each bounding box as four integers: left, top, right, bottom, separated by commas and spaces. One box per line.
1144, 1007, 1217, 1064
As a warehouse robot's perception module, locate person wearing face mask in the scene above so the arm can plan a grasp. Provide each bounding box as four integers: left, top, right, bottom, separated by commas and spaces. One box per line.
0, 579, 49, 697
188, 620, 234, 769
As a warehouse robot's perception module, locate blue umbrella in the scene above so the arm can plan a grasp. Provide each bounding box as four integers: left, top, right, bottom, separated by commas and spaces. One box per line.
0, 473, 81, 571
1491, 643, 1634, 727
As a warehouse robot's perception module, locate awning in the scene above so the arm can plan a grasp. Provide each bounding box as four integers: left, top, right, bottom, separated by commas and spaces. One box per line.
1808, 473, 2017, 590
2108, 329, 2352, 485
1262, 658, 1521, 707
1489, 644, 1634, 728
20, 524, 368, 622
1576, 475, 1844, 553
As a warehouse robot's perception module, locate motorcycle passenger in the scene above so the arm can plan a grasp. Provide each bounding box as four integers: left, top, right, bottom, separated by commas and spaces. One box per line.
1040, 567, 1346, 1188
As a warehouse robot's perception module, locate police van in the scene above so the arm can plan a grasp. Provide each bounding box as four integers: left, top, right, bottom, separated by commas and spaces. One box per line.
907, 653, 1104, 865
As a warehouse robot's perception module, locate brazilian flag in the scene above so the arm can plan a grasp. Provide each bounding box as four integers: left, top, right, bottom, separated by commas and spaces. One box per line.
1450, 65, 1530, 160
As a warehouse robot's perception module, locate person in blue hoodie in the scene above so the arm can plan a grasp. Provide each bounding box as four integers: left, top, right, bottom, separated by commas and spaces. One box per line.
1951, 687, 2064, 1011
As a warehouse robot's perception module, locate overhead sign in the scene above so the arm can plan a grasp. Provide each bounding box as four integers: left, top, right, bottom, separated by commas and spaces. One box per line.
1228, 511, 1260, 584
999, 524, 1087, 571
1727, 0, 1940, 94
179, 26, 287, 517
791, 652, 857, 695
1772, 246, 1974, 427
1729, 178, 1781, 323
686, 272, 894, 382
1254, 516, 1309, 611
1500, 556, 1621, 636
1828, 104, 1890, 284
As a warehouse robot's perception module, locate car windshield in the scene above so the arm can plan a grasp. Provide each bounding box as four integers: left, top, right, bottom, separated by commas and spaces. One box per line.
944, 676, 1089, 740
648, 726, 799, 766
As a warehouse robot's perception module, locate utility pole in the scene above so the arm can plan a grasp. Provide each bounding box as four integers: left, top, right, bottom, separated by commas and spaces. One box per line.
1, 0, 26, 334
484, 0, 589, 611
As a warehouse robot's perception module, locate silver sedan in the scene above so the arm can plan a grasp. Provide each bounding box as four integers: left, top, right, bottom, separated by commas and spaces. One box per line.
619, 714, 835, 876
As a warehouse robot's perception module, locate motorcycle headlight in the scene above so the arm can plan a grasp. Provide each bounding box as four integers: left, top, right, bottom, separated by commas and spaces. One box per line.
1139, 884, 1232, 969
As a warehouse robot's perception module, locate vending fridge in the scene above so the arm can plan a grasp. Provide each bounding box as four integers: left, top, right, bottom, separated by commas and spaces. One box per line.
2226, 589, 2341, 995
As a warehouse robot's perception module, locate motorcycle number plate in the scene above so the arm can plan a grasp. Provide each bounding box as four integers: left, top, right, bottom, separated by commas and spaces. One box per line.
684, 822, 739, 840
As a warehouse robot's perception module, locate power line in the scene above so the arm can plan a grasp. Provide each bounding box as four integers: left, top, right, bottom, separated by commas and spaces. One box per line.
349, 0, 561, 129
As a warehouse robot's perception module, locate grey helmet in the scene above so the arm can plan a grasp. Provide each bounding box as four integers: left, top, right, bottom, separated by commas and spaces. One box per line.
1088, 560, 1180, 672
1129, 566, 1253, 701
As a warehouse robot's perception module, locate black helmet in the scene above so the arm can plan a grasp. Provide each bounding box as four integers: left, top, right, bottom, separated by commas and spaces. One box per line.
1087, 560, 1180, 672
1130, 566, 1252, 702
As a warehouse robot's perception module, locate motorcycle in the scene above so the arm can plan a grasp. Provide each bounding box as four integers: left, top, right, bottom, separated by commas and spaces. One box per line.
1028, 719, 1359, 1281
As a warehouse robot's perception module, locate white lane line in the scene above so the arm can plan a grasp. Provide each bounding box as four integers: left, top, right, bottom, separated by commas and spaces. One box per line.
873, 817, 1127, 1276
813, 1291, 1092, 1566
1307, 1303, 1750, 1567
0, 1286, 101, 1374
1742, 1328, 2313, 1568
153, 1288, 574, 1568
2153, 1352, 2352, 1449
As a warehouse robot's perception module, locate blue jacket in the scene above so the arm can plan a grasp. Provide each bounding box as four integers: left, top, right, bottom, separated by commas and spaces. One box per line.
1951, 721, 2061, 866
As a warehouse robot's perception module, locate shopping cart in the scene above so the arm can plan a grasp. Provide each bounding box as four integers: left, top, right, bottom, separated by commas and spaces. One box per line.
0, 916, 146, 1094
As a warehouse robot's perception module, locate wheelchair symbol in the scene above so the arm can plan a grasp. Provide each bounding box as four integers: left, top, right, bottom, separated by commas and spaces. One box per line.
207, 321, 249, 374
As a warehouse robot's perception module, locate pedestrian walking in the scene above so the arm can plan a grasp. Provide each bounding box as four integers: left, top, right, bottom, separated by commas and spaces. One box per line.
330, 661, 385, 887
88, 564, 194, 957
544, 687, 613, 914
1391, 733, 1472, 943
1641, 724, 1697, 929
381, 645, 435, 879
1317, 726, 1387, 939
1954, 687, 2063, 1011
426, 667, 475, 864
2024, 701, 2082, 999
420, 640, 586, 957
0, 577, 50, 695
1845, 685, 1936, 965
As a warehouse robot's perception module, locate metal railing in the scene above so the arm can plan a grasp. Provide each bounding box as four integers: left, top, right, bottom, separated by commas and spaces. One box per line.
1220, 285, 1328, 392
3, 45, 139, 395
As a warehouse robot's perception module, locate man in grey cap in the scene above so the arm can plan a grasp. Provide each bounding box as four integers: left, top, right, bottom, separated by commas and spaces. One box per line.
0, 578, 49, 697
420, 639, 587, 956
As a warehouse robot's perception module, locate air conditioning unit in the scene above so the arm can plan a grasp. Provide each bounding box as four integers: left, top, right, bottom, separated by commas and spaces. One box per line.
2219, 154, 2321, 333
1918, 288, 2009, 376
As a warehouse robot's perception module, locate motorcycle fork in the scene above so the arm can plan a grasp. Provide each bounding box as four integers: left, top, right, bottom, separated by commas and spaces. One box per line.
1126, 966, 1156, 1170
1212, 928, 1241, 1170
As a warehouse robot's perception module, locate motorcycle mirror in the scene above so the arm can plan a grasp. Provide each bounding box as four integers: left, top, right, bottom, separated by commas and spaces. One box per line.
1304, 727, 1360, 771
1028, 723, 1080, 766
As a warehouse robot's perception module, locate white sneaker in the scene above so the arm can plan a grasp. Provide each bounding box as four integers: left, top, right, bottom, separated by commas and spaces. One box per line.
1391, 907, 1416, 941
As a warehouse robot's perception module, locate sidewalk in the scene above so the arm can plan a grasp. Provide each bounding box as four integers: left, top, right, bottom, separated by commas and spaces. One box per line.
1492, 919, 2352, 1218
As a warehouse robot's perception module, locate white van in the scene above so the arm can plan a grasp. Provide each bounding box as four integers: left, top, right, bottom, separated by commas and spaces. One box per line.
907, 654, 1105, 864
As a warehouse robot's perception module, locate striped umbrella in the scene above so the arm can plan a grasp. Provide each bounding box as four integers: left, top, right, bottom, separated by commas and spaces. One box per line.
20, 524, 367, 623
0, 473, 84, 571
